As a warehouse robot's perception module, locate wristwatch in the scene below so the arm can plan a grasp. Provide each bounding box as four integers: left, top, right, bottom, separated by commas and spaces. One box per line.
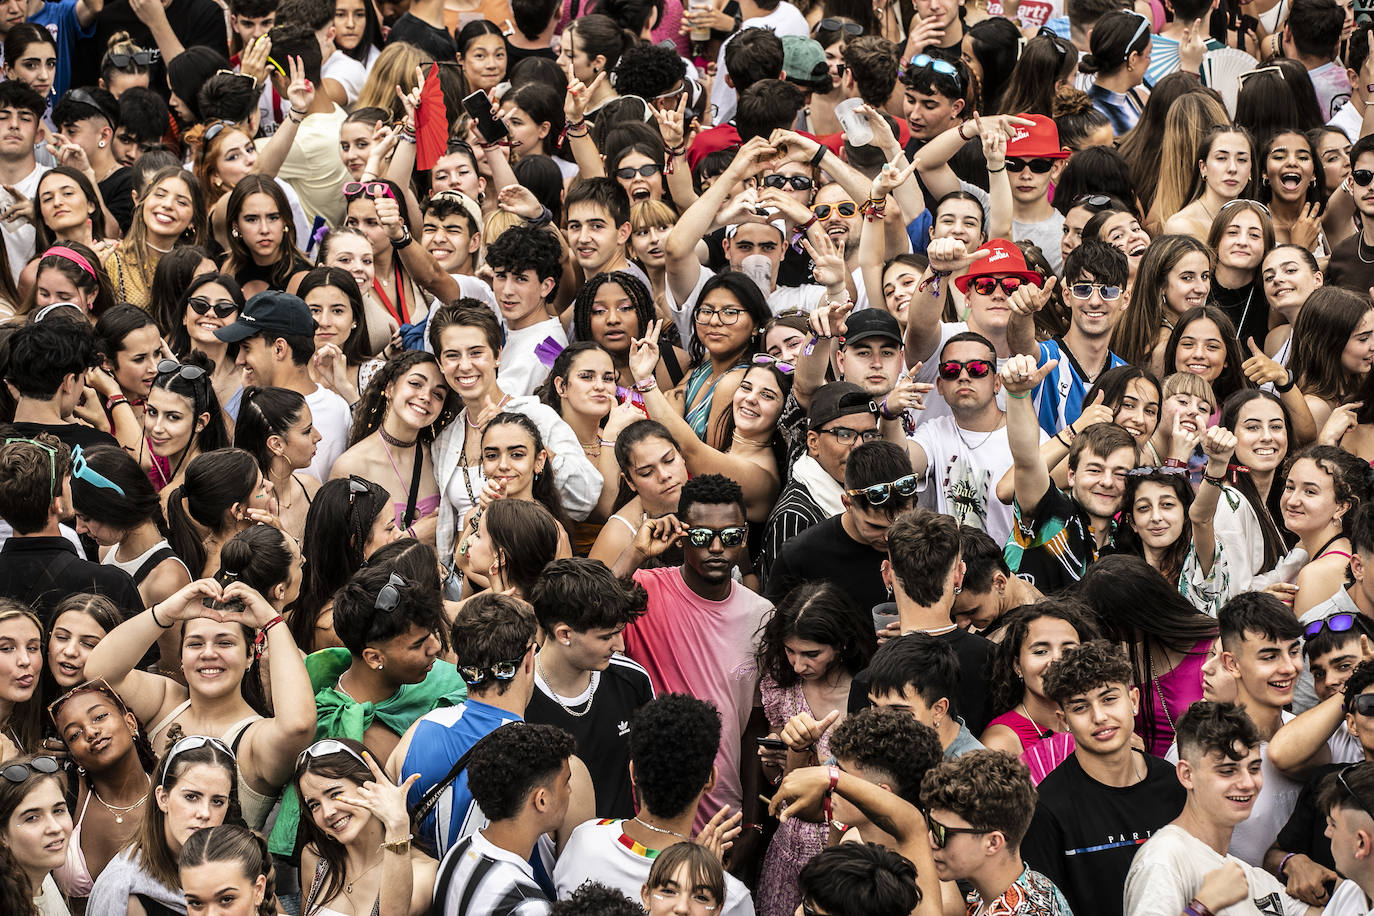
390, 226, 413, 250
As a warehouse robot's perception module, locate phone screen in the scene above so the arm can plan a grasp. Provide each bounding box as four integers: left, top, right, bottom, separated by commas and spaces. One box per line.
462, 90, 508, 143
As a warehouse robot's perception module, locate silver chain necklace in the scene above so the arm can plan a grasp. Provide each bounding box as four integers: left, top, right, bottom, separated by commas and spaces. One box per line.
536, 651, 597, 718
633, 815, 691, 841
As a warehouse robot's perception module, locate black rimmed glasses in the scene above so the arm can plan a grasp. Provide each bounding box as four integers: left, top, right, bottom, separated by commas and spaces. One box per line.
1353, 169, 1374, 188
459, 644, 533, 685
1, 755, 59, 784
694, 304, 746, 325
762, 174, 815, 191
685, 525, 748, 548
817, 426, 881, 444
925, 810, 990, 848
4, 437, 56, 499
187, 296, 238, 318
375, 573, 406, 613
846, 474, 919, 506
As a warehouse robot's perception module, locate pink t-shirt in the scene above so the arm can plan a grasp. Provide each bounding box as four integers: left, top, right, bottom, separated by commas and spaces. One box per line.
626, 566, 772, 829
1139, 637, 1210, 757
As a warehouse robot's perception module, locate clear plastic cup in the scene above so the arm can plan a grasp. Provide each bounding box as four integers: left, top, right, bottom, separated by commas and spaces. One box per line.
689, 0, 712, 41
834, 97, 872, 147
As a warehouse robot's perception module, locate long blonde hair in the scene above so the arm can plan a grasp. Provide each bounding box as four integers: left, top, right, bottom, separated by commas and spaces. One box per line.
1152, 93, 1230, 228
355, 42, 433, 119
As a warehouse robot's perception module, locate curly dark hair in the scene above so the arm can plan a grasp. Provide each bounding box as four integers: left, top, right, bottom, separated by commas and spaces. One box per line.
829, 707, 943, 806
677, 472, 746, 520
1284, 444, 1373, 541
1042, 640, 1134, 706
333, 565, 447, 661
921, 750, 1037, 846
612, 42, 686, 102
799, 843, 921, 916
988, 598, 1102, 713
1174, 700, 1259, 762
466, 722, 576, 821
755, 581, 875, 689
348, 350, 459, 447
628, 694, 721, 818
550, 881, 645, 916
528, 557, 647, 634
485, 224, 563, 288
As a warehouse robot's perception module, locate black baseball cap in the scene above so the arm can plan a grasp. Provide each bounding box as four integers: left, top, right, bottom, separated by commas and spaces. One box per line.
808, 381, 879, 430
214, 290, 315, 343
842, 309, 902, 348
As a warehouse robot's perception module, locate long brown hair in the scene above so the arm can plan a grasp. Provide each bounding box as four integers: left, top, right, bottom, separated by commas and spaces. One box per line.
118, 167, 208, 263
221, 175, 306, 290
1290, 287, 1373, 404
293, 738, 374, 913
129, 737, 240, 891
0, 755, 66, 914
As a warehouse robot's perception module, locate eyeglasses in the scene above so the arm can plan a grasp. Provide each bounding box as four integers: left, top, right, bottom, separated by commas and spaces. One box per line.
615, 163, 661, 179
1126, 465, 1188, 477
969, 276, 1025, 296
344, 181, 395, 200
1340, 764, 1374, 817
297, 738, 369, 769
762, 174, 815, 191
906, 54, 962, 92
1006, 157, 1054, 174
71, 445, 125, 497
817, 425, 881, 444
695, 305, 746, 325
651, 890, 719, 911
685, 525, 748, 548
816, 17, 863, 35
926, 810, 990, 848
187, 296, 238, 318
1, 755, 59, 784
1068, 282, 1123, 301
1353, 169, 1374, 188
158, 735, 235, 785
846, 474, 919, 505
156, 359, 207, 384
811, 201, 856, 219
1238, 65, 1282, 87
752, 353, 795, 373
374, 573, 406, 613
937, 358, 993, 380
459, 644, 532, 685
5, 437, 56, 499
47, 678, 125, 728
1306, 612, 1357, 638
106, 48, 158, 69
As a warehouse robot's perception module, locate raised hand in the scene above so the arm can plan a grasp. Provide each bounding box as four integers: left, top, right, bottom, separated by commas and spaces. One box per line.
1169, 409, 1204, 461
857, 103, 900, 153
374, 193, 405, 240
1070, 390, 1113, 435
1200, 425, 1238, 466
338, 751, 421, 840
807, 296, 853, 339
1180, 23, 1207, 74
218, 581, 280, 628
654, 91, 688, 150
1319, 401, 1363, 446
870, 155, 920, 200
1007, 275, 1055, 322
563, 62, 605, 124
239, 34, 272, 88
999, 354, 1056, 396
769, 765, 833, 823
1289, 203, 1322, 252
395, 64, 426, 129
286, 54, 315, 114
982, 126, 1007, 175
1240, 337, 1290, 388
802, 234, 846, 290
629, 321, 664, 380
766, 129, 818, 166
632, 513, 686, 559
496, 183, 543, 219
883, 369, 931, 414
695, 806, 743, 862
925, 237, 990, 275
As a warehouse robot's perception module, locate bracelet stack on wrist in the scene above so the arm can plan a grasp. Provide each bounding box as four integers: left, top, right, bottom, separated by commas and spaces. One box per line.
566, 119, 589, 138
105, 394, 129, 412
286, 107, 307, 124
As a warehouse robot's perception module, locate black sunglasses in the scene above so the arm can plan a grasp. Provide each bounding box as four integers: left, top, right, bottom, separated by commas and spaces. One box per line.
816, 17, 862, 35
685, 525, 748, 548
375, 573, 406, 612
156, 358, 206, 383
926, 810, 990, 848
1006, 157, 1055, 174
107, 48, 159, 69
1306, 612, 1357, 638
616, 163, 661, 179
763, 174, 815, 191
1353, 169, 1374, 187
937, 358, 993, 380
187, 296, 237, 318
1, 755, 59, 784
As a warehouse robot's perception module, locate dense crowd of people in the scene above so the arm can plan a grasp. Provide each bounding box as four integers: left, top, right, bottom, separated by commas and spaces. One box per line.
2, 0, 1374, 912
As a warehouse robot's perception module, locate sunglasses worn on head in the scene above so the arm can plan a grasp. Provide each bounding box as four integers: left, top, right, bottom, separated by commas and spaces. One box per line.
157, 359, 207, 383
460, 645, 532, 685
811, 201, 856, 219
375, 573, 406, 613
752, 353, 795, 373
1006, 157, 1054, 174
763, 174, 815, 191
685, 525, 748, 548
846, 474, 919, 506
71, 445, 125, 496
817, 17, 862, 35
1068, 283, 1123, 301
297, 738, 369, 769
1, 755, 59, 784
187, 296, 237, 318
1073, 194, 1113, 209
907, 54, 962, 92
47, 678, 125, 728
926, 811, 990, 848
344, 181, 395, 200
158, 735, 235, 785
970, 276, 1025, 296
1339, 763, 1374, 817
937, 359, 993, 380
1307, 612, 1357, 638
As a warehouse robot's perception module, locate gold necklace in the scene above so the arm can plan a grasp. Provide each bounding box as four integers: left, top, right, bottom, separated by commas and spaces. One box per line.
91, 778, 149, 825
345, 855, 384, 895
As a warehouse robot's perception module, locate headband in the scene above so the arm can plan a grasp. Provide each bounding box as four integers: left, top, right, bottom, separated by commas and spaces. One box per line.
43, 246, 97, 280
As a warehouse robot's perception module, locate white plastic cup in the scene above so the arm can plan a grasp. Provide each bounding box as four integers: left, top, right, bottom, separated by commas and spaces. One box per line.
835, 97, 872, 147
689, 0, 711, 42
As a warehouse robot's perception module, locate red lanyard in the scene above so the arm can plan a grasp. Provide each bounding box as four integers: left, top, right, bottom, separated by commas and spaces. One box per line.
372, 262, 409, 325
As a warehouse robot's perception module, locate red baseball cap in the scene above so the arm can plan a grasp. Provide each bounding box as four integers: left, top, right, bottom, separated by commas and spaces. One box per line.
954, 239, 1045, 294
1006, 114, 1069, 160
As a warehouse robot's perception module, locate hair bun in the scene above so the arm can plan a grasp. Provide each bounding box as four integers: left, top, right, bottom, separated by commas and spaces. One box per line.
1076, 53, 1103, 75
1052, 86, 1095, 117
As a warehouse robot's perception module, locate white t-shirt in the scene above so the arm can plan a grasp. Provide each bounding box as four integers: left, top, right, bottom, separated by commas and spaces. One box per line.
1323, 879, 1374, 916
1013, 211, 1065, 274
0, 163, 46, 281
708, 2, 810, 126
1229, 712, 1302, 868
498, 317, 567, 397
321, 50, 367, 105
552, 819, 755, 916
911, 415, 1040, 546
305, 384, 352, 480
1124, 824, 1307, 916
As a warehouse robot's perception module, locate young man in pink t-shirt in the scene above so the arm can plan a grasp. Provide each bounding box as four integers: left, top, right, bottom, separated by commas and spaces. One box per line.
611, 473, 773, 838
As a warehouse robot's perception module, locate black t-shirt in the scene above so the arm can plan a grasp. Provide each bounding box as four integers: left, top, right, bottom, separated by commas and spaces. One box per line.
1210, 277, 1268, 351
99, 167, 136, 235
0, 536, 143, 626
10, 420, 119, 453
1275, 762, 1340, 870
73, 0, 228, 90
1324, 232, 1374, 296
847, 625, 995, 735
764, 513, 887, 616
1021, 751, 1187, 916
524, 655, 655, 820
505, 44, 557, 68
386, 14, 458, 61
